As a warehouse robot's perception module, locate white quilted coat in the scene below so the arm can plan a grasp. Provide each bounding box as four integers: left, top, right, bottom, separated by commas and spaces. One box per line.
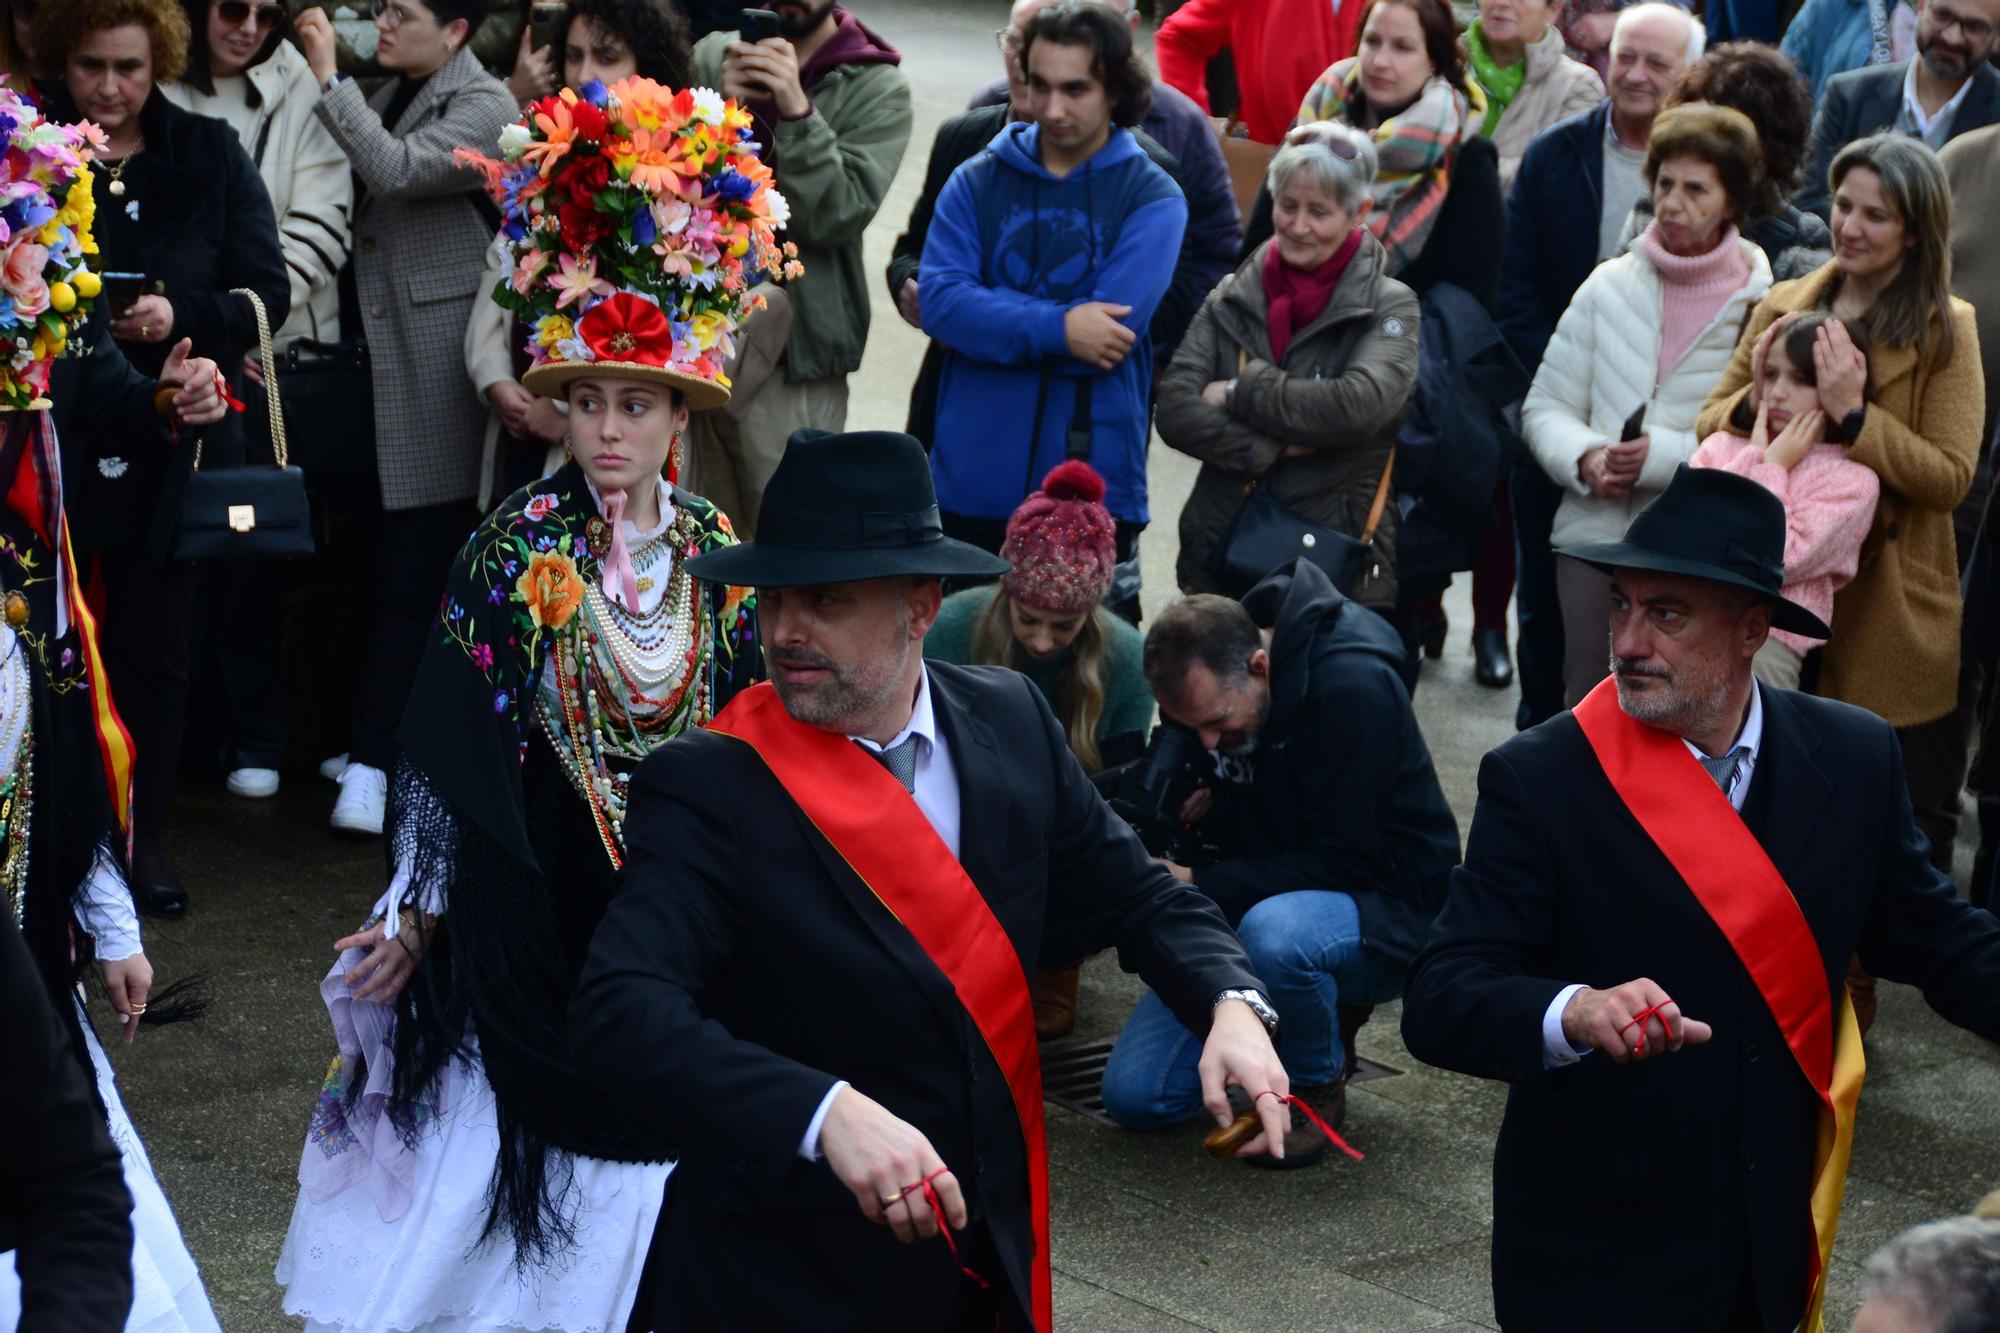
1524, 235, 1773, 551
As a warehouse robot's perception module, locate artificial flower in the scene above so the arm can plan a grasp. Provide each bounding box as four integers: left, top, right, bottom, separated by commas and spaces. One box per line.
550, 254, 614, 310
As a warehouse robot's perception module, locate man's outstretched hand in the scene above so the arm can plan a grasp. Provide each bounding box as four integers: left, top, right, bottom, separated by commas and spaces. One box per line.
1198, 998, 1291, 1159
1562, 978, 1713, 1063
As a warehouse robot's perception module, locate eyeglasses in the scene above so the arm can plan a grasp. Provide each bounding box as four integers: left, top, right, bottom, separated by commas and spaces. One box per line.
994, 25, 1021, 56
1925, 1, 1996, 41
216, 0, 286, 31
1286, 124, 1362, 159
370, 0, 428, 30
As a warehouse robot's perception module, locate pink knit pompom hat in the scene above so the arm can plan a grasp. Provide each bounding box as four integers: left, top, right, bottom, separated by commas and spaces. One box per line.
1000, 461, 1118, 615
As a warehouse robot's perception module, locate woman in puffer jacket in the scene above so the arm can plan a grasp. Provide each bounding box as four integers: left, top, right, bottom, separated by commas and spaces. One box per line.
1159, 121, 1419, 609
1524, 103, 1772, 705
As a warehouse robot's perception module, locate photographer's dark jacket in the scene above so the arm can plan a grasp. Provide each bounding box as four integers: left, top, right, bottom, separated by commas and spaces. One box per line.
1195, 559, 1460, 963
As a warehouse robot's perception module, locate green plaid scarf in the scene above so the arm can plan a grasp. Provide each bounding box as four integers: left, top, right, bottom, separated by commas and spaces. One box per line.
1295, 60, 1483, 276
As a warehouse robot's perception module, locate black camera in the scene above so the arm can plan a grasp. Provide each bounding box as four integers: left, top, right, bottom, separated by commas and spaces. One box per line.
1093, 722, 1223, 867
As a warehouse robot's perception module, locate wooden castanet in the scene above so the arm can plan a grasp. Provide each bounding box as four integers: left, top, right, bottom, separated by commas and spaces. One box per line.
1203, 1111, 1262, 1158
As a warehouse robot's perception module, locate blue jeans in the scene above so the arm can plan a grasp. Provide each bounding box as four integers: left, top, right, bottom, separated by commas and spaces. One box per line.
1100, 891, 1408, 1128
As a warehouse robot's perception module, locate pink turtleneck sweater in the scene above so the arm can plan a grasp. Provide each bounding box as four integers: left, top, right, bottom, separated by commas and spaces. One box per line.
1639, 222, 1750, 385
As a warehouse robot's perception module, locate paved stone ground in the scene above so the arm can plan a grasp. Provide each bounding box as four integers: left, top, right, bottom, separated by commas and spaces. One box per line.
95, 2, 2000, 1328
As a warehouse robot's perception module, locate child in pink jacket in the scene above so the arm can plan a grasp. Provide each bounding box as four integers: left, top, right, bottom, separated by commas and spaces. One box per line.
1691, 312, 1881, 690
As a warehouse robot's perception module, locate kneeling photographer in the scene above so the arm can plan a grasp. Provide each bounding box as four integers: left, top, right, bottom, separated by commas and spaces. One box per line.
1101, 559, 1459, 1166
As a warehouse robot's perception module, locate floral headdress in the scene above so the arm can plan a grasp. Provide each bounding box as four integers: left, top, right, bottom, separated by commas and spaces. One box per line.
0, 84, 102, 411
460, 78, 798, 410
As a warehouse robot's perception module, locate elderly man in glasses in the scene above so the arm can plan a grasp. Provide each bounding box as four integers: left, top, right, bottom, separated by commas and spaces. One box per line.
295, 0, 514, 840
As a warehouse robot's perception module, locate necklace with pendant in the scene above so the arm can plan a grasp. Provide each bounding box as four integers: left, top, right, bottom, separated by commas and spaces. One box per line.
105, 142, 143, 197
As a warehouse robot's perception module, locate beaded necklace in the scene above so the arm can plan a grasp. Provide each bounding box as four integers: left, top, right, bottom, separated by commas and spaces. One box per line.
537, 507, 717, 866
0, 633, 31, 926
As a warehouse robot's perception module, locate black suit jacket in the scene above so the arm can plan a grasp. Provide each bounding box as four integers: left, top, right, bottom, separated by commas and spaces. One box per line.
0, 918, 133, 1330
572, 663, 1263, 1331
1497, 102, 1608, 378
1801, 61, 2000, 218
1402, 687, 2000, 1333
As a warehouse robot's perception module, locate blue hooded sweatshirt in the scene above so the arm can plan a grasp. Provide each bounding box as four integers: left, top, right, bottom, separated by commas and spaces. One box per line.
919, 121, 1187, 524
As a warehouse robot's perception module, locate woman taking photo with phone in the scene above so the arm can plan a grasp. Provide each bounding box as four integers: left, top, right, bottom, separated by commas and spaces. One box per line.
34, 0, 289, 918
294, 0, 514, 839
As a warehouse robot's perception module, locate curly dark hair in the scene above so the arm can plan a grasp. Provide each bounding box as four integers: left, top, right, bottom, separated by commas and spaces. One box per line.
1020, 0, 1153, 129
33, 0, 190, 81
1667, 41, 1813, 210
552, 0, 690, 88
175, 0, 292, 98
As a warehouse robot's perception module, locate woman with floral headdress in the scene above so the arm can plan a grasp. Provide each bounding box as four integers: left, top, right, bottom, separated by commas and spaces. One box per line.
0, 82, 226, 1333
275, 76, 780, 1333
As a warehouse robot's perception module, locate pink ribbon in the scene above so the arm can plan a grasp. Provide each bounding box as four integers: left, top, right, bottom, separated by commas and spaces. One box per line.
600, 488, 641, 612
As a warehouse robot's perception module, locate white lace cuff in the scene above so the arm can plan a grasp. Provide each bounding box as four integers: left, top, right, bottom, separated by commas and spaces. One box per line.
74, 852, 142, 962
380, 857, 447, 938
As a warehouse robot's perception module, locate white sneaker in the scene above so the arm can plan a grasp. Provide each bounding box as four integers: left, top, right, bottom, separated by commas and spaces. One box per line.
330, 763, 387, 836
226, 767, 280, 799
319, 753, 351, 783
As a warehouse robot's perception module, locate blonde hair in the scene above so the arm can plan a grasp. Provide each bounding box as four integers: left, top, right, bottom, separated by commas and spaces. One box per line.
969, 586, 1111, 773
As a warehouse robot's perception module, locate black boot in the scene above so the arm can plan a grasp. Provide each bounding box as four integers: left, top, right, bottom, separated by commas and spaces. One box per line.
1474, 628, 1513, 688
1418, 611, 1447, 661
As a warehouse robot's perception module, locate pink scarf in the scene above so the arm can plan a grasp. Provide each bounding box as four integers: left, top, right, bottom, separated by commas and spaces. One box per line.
599, 488, 642, 612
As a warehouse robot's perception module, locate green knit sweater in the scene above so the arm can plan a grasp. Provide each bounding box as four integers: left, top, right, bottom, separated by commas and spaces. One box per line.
926, 587, 1155, 764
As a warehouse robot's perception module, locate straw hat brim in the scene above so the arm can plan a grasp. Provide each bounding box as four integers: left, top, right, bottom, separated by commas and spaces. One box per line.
522, 359, 731, 411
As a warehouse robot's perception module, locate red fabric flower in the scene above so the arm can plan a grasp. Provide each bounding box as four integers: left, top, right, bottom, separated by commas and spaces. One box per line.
561, 152, 611, 201
558, 199, 614, 254
567, 99, 610, 144
578, 292, 676, 368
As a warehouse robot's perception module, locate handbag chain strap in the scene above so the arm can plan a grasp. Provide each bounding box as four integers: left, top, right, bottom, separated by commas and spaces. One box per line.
1235, 348, 1397, 545
193, 289, 287, 471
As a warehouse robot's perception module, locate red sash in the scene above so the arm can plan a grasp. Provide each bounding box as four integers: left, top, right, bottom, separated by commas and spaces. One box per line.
1573, 679, 1861, 1330
709, 682, 1052, 1331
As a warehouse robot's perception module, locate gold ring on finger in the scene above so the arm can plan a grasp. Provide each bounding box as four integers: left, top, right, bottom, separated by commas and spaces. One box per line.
880, 1189, 906, 1208
129, 1003, 148, 1013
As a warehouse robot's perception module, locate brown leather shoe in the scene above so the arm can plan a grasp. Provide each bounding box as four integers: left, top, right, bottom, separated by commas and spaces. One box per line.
1243, 1079, 1347, 1171
1031, 964, 1080, 1039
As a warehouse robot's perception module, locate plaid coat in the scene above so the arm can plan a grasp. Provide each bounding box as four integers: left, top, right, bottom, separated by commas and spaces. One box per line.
314, 47, 515, 511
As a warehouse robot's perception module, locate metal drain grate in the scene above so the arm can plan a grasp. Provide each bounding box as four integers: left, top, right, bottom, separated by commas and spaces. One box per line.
1040, 1040, 1400, 1126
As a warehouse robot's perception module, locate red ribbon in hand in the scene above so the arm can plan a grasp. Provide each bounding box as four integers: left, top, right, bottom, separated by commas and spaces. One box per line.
900, 1166, 989, 1290
1255, 1090, 1365, 1162
1620, 997, 1678, 1057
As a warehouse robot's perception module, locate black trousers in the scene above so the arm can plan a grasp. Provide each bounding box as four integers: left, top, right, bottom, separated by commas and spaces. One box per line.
97, 551, 198, 858
350, 501, 479, 772
1510, 455, 1566, 732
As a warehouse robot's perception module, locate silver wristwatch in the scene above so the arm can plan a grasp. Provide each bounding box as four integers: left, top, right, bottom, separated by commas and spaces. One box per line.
1214, 987, 1279, 1036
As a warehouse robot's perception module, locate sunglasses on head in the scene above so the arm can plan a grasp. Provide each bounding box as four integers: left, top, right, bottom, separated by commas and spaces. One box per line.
1289, 127, 1361, 160
216, 0, 286, 30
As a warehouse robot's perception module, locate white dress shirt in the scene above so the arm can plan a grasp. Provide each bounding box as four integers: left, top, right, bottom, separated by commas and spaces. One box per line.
1899, 58, 1976, 146
1540, 684, 1766, 1068
800, 666, 962, 1158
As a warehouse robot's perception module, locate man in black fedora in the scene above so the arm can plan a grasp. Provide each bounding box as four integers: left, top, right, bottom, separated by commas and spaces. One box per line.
1401, 465, 2000, 1333
570, 428, 1292, 1332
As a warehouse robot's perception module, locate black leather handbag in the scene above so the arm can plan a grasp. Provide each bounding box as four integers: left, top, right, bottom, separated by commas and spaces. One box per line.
172, 289, 314, 561
275, 335, 373, 502
1211, 354, 1395, 599
1212, 454, 1393, 599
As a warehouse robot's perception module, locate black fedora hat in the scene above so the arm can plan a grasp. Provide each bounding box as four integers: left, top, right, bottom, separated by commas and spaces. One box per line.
1561, 464, 1833, 640
683, 429, 1012, 586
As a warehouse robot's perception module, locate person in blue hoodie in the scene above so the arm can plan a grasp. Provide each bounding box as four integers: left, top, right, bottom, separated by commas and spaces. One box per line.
918, 0, 1187, 563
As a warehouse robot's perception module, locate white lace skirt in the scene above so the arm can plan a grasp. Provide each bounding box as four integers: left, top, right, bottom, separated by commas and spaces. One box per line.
0, 996, 224, 1333
275, 933, 668, 1333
